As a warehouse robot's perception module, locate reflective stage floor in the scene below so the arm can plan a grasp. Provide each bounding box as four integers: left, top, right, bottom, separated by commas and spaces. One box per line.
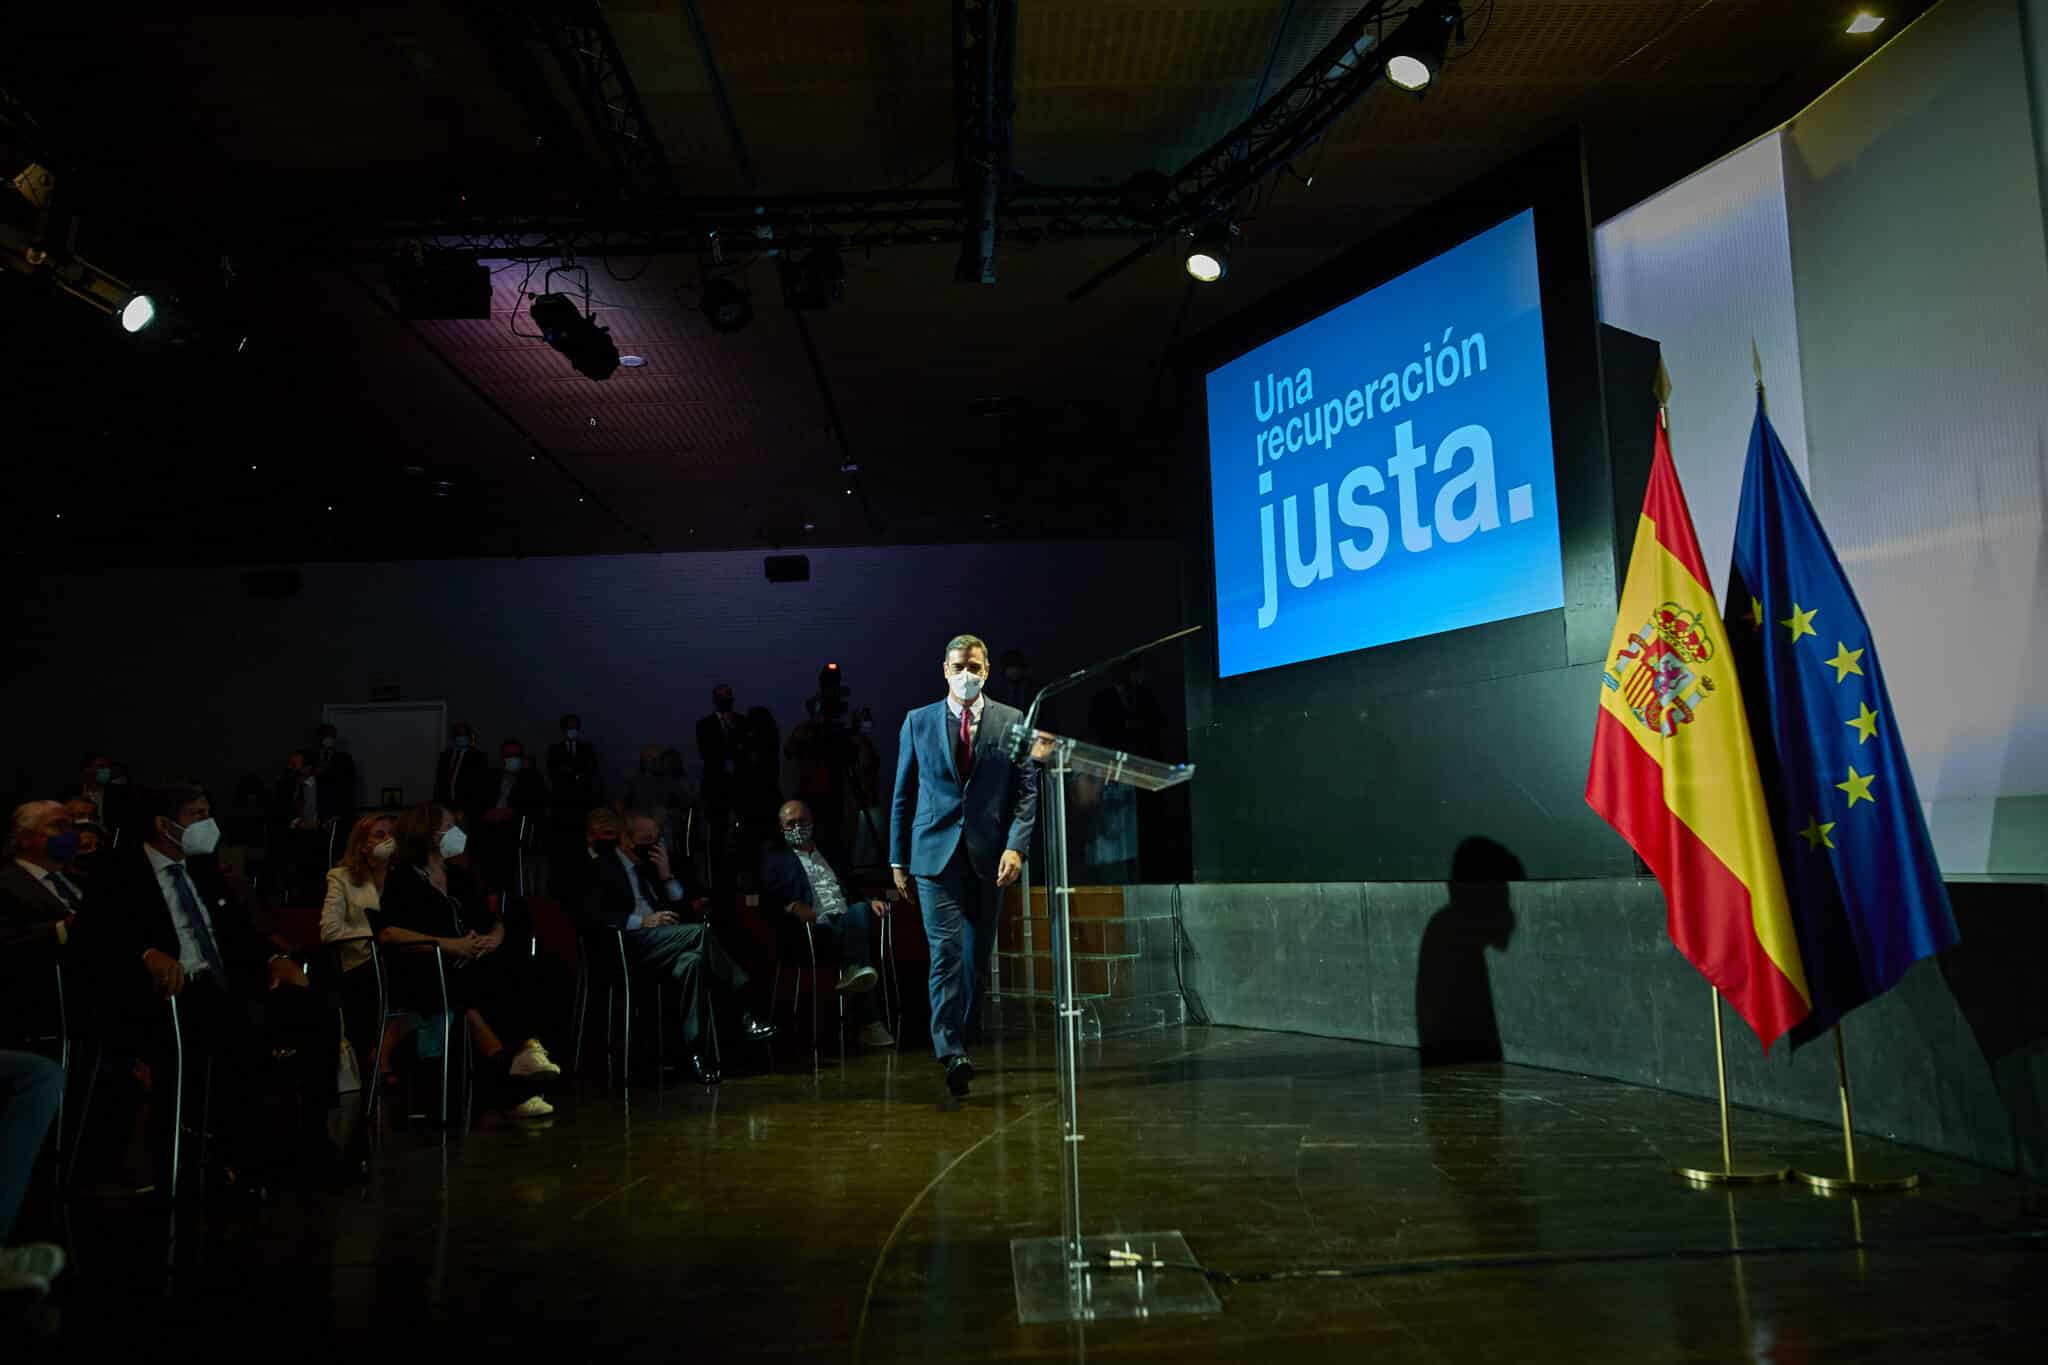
17, 1027, 2048, 1361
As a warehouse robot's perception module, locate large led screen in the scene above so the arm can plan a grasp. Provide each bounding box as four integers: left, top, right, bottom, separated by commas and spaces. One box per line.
1205, 208, 1564, 677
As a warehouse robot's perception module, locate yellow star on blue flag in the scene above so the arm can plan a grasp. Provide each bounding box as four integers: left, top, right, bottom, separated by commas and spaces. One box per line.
1723, 397, 1956, 1048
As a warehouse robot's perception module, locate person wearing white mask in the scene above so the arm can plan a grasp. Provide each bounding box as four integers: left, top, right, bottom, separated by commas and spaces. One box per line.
370, 802, 559, 1119
888, 634, 1039, 1097
75, 783, 328, 1198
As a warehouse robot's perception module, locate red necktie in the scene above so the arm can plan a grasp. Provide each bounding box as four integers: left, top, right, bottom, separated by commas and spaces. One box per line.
956, 704, 974, 779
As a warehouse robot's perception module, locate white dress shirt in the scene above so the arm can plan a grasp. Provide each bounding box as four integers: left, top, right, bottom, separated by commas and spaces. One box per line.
794, 846, 850, 919
946, 693, 986, 749
145, 845, 220, 978
13, 858, 82, 910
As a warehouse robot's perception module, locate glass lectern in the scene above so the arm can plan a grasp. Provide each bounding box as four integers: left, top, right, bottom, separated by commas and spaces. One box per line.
1007, 727, 1218, 1324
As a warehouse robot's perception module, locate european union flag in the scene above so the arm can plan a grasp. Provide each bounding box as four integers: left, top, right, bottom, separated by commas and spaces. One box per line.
1724, 396, 1958, 1047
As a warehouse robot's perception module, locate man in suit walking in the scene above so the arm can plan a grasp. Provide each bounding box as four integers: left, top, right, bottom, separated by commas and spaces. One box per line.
889, 633, 1037, 1097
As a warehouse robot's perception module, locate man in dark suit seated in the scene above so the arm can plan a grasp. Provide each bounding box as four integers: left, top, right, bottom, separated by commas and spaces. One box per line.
73, 783, 335, 1197
760, 800, 894, 1049
1, 801, 84, 1045
576, 809, 776, 1085
478, 737, 549, 897
433, 719, 495, 818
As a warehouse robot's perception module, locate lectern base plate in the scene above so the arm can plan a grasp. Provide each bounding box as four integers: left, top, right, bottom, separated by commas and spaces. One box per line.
1010, 1231, 1222, 1324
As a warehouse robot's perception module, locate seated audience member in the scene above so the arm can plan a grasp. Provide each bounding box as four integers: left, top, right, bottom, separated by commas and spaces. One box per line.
761, 800, 894, 1049
73, 752, 129, 833
370, 803, 559, 1119
273, 748, 329, 904
321, 812, 394, 1156
0, 1050, 65, 1298
69, 819, 108, 883
0, 802, 83, 1042
478, 738, 549, 896
434, 721, 494, 817
578, 809, 777, 1086
73, 783, 334, 1196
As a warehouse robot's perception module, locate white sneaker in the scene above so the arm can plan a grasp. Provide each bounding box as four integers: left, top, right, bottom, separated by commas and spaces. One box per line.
509, 1040, 561, 1078
837, 965, 880, 994
507, 1095, 555, 1119
0, 1243, 65, 1295
861, 1021, 897, 1048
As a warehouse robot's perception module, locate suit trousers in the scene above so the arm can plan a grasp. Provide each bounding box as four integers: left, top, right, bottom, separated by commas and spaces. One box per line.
623, 922, 751, 1051
0, 1049, 62, 1241
917, 846, 1000, 1061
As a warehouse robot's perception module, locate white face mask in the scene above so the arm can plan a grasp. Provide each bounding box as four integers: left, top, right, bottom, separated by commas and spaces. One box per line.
438, 826, 468, 859
565, 728, 580, 741
170, 817, 221, 856
372, 837, 396, 862
949, 671, 985, 703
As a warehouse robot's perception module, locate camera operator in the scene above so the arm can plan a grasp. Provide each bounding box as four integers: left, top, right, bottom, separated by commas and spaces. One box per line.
784, 665, 865, 868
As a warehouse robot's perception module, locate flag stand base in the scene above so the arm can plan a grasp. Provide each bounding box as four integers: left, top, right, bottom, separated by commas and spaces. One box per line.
1670, 1151, 1788, 1186
1791, 1166, 1919, 1195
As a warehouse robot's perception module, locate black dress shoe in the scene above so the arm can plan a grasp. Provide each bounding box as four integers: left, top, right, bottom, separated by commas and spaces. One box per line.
687, 1053, 722, 1086
741, 1012, 779, 1041
945, 1055, 974, 1097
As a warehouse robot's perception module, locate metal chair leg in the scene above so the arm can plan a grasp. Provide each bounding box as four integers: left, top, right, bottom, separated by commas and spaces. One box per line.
433, 949, 453, 1127
616, 935, 633, 1088
655, 983, 666, 1090
804, 923, 819, 1059
64, 1043, 103, 1188
167, 995, 185, 1202
571, 957, 589, 1072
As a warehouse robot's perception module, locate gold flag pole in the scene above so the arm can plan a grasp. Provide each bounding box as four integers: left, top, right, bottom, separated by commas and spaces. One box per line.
1792, 1024, 1919, 1193
1672, 985, 1788, 1185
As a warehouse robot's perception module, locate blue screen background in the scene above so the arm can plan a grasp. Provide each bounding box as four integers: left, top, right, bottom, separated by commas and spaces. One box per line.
1205, 209, 1565, 678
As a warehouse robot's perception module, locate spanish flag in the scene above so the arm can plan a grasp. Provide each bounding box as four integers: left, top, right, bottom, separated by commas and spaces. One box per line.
1586, 418, 1810, 1048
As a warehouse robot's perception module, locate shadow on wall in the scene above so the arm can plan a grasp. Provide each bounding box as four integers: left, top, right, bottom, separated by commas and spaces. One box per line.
1414, 837, 1522, 1067
1936, 882, 2048, 1178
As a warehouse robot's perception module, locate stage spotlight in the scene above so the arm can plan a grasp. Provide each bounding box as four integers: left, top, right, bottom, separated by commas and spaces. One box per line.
529, 291, 620, 380
1185, 221, 1234, 283
785, 245, 846, 310
702, 276, 753, 332
1383, 0, 1461, 92
1846, 13, 1885, 35
120, 291, 156, 332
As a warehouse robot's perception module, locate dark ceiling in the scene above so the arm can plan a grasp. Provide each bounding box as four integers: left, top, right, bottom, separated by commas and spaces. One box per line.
3, 1, 1931, 565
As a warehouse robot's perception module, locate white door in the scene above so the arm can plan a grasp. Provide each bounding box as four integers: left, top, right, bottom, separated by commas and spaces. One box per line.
322, 701, 447, 811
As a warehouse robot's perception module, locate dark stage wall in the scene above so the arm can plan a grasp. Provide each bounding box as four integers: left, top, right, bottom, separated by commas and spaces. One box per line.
1180, 136, 1664, 883
3, 541, 1185, 809
1132, 877, 2048, 1180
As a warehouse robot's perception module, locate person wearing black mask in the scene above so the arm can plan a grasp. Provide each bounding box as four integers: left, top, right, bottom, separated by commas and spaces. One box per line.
578, 809, 776, 1084
434, 720, 493, 818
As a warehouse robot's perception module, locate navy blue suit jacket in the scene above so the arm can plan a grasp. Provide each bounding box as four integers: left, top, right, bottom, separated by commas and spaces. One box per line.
889, 696, 1038, 877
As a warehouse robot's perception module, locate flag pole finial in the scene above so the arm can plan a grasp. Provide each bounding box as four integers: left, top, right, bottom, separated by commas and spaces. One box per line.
1653, 359, 1673, 431
1751, 339, 1766, 407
